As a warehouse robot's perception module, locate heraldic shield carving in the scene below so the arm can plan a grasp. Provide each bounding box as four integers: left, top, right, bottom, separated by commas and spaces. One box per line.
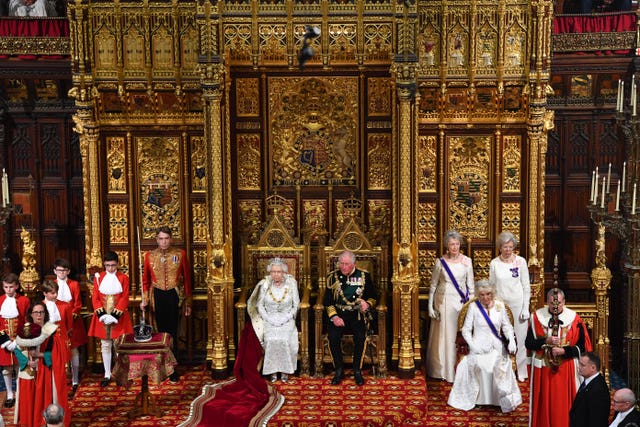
269, 76, 359, 186
138, 136, 182, 239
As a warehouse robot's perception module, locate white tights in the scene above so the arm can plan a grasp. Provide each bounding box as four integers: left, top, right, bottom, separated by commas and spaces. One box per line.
101, 339, 113, 379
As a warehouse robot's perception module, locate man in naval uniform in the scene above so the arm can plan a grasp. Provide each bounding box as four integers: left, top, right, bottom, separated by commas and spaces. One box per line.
323, 250, 377, 386
140, 226, 192, 382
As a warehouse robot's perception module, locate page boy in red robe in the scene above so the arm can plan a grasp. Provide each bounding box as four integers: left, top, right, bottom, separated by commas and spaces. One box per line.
38, 280, 74, 427
87, 251, 133, 387
0, 273, 30, 408
52, 258, 88, 396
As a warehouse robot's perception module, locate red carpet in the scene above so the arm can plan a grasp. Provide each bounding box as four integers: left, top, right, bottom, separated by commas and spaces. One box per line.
0, 369, 535, 426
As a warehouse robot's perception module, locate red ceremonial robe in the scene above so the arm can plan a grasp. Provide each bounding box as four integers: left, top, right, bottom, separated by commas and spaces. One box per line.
33, 331, 71, 427
0, 294, 30, 366
528, 306, 592, 427
87, 271, 133, 340
59, 279, 88, 348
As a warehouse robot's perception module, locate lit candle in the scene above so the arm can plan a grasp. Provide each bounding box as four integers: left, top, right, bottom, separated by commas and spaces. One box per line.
622, 162, 627, 191
616, 180, 620, 212
633, 183, 637, 215
601, 177, 606, 209
607, 163, 611, 193
617, 80, 622, 112
593, 170, 598, 205
633, 79, 637, 116
621, 81, 625, 112
1, 169, 8, 208
591, 170, 596, 202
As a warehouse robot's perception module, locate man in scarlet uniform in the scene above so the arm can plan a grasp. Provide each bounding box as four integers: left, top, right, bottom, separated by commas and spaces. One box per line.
88, 251, 133, 387
525, 287, 592, 427
52, 258, 87, 397
0, 273, 30, 408
140, 226, 191, 382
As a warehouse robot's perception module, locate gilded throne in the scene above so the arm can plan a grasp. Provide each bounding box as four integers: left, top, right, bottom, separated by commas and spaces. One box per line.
314, 214, 388, 377
235, 204, 312, 376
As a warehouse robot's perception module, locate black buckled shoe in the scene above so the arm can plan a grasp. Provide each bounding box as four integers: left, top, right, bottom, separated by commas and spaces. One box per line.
330, 368, 343, 385
169, 371, 180, 383
4, 398, 15, 408
354, 370, 365, 386
100, 377, 111, 387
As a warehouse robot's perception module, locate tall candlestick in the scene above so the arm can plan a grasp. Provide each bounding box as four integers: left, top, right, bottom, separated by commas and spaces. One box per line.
633, 183, 637, 215
622, 162, 627, 191
621, 81, 625, 112
633, 79, 637, 116
601, 177, 606, 209
616, 180, 620, 211
591, 170, 596, 202
607, 163, 611, 193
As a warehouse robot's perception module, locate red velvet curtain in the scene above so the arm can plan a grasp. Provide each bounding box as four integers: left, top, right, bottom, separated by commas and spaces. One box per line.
553, 12, 636, 33
0, 17, 69, 37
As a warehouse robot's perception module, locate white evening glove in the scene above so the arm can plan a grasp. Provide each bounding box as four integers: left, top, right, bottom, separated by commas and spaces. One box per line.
520, 310, 530, 321
467, 341, 481, 354
5, 341, 16, 352
99, 314, 118, 325
508, 339, 517, 354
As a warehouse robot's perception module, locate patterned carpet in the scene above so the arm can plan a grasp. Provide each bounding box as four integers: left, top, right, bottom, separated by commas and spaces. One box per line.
0, 366, 536, 426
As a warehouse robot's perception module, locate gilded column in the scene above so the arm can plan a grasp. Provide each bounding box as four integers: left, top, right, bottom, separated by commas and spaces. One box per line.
527, 0, 554, 309
200, 62, 234, 378
392, 60, 419, 378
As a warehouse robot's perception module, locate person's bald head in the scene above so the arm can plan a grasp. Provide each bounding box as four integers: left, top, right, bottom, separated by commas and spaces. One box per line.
612, 388, 636, 413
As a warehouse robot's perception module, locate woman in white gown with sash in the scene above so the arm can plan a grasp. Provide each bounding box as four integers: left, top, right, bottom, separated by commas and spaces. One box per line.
426, 230, 475, 382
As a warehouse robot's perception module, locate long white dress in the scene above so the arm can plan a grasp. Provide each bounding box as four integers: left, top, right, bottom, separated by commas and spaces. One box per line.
489, 255, 530, 381
248, 274, 299, 376
426, 256, 474, 382
447, 299, 522, 413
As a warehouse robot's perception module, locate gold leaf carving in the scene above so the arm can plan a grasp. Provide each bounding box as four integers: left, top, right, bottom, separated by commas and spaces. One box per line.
419, 249, 437, 291
328, 24, 357, 63
192, 249, 208, 291
270, 77, 358, 186
236, 78, 260, 117
418, 202, 437, 242
364, 24, 392, 62
419, 135, 437, 192
115, 250, 130, 275
448, 136, 490, 239
472, 249, 492, 280
137, 136, 181, 239
503, 135, 521, 192
224, 24, 252, 63
191, 136, 206, 193
109, 204, 128, 244
368, 200, 392, 244
237, 134, 261, 191
259, 24, 287, 63
303, 200, 327, 243
107, 137, 126, 194
192, 203, 207, 243
501, 202, 521, 238
368, 78, 391, 116
238, 200, 263, 244
367, 134, 391, 190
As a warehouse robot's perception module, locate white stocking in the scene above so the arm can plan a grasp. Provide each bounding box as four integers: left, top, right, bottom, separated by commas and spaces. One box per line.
101, 339, 113, 378
2, 368, 13, 398
71, 347, 80, 385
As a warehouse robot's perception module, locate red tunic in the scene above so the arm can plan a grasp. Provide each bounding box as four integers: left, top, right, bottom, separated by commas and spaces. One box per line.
58, 279, 88, 348
87, 271, 133, 340
33, 332, 71, 427
0, 294, 30, 366
528, 307, 592, 427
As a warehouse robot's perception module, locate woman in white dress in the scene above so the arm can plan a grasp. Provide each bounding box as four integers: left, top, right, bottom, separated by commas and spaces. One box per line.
489, 231, 530, 381
247, 258, 299, 382
447, 280, 522, 413
427, 230, 475, 382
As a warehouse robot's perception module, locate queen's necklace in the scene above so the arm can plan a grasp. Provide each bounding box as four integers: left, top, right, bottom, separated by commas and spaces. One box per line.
268, 284, 288, 303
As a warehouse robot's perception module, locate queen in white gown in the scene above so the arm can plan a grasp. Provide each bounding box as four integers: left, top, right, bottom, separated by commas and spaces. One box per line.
447, 280, 522, 413
247, 258, 299, 382
427, 230, 475, 382
489, 231, 530, 381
